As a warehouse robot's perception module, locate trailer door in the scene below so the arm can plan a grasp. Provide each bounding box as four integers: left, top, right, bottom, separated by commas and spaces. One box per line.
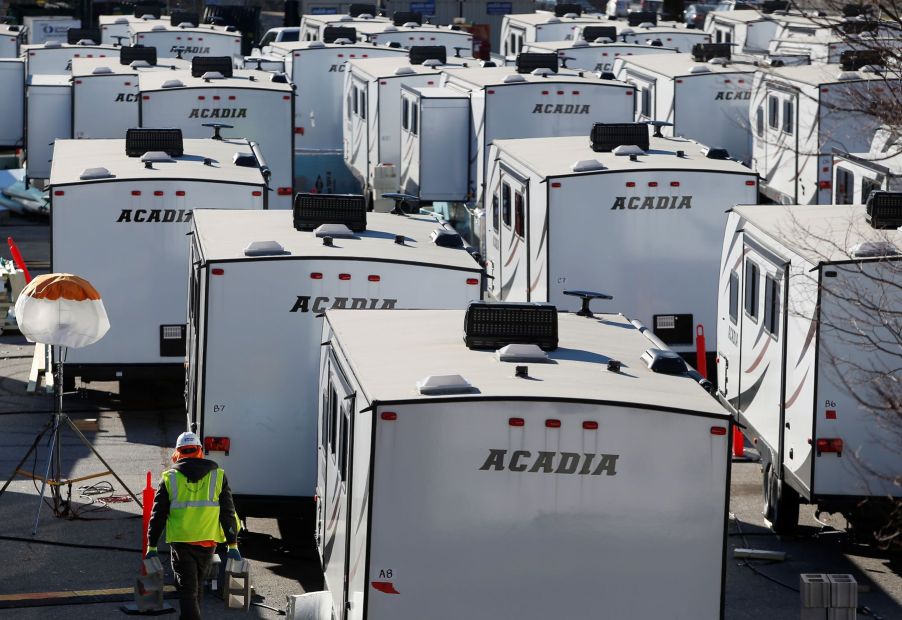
489, 168, 528, 300
761, 86, 800, 203
320, 353, 355, 619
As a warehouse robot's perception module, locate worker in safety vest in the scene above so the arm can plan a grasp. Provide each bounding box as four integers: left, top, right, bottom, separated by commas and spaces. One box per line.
146, 431, 240, 620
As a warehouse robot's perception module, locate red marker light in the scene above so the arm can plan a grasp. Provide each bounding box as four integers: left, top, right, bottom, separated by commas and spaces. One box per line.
54, 190, 65, 196
826, 410, 837, 420
368, 275, 380, 282
381, 411, 397, 421
277, 187, 293, 195
252, 190, 263, 196
212, 268, 225, 275
154, 190, 164, 196
545, 419, 561, 428
745, 180, 756, 186
583, 421, 598, 430
175, 190, 186, 196
670, 181, 680, 187
816, 438, 843, 454
339, 273, 351, 280
626, 181, 636, 187
203, 436, 230, 453
551, 182, 561, 188
131, 190, 141, 196
466, 278, 479, 285
509, 417, 525, 427
710, 426, 728, 436
648, 181, 658, 187
310, 272, 323, 279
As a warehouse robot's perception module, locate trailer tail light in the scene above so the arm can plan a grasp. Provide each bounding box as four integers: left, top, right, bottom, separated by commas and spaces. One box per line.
818, 180, 831, 190
545, 419, 561, 428
131, 190, 141, 196
626, 90, 633, 95
487, 89, 495, 94
204, 436, 230, 454
75, 79, 82, 84
339, 273, 351, 280
310, 272, 323, 279
197, 96, 205, 100
176, 191, 186, 196
816, 438, 843, 455
213, 95, 220, 100
745, 180, 756, 186
583, 421, 598, 430
368, 275, 380, 282
556, 90, 564, 95
826, 410, 837, 420
277, 187, 293, 195
381, 411, 397, 421
54, 190, 64, 196
466, 278, 479, 285
295, 127, 305, 134
252, 190, 262, 196
710, 426, 728, 436
212, 268, 225, 275
509, 417, 525, 427
821, 88, 829, 93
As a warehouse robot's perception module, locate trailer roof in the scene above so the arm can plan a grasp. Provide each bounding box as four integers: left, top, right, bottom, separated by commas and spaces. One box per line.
524, 40, 677, 53
733, 203, 902, 264
26, 74, 71, 86
761, 63, 887, 86
442, 66, 624, 88
369, 24, 473, 36
269, 40, 406, 54
70, 56, 190, 76
130, 22, 238, 36
618, 53, 755, 78
494, 134, 754, 178
191, 210, 482, 271
49, 138, 266, 186
0, 24, 25, 37
139, 68, 293, 91
326, 309, 728, 415
707, 9, 775, 24
410, 86, 469, 99
834, 128, 902, 175
505, 12, 615, 27
21, 43, 116, 53
347, 55, 445, 79
301, 14, 391, 25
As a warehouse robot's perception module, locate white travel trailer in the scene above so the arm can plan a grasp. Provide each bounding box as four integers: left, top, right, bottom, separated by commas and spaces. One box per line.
71, 52, 190, 140
98, 14, 169, 45
25, 74, 70, 180
833, 129, 902, 204
308, 305, 730, 620
717, 200, 902, 534
485, 127, 758, 359
138, 63, 295, 209
50, 132, 268, 390
704, 10, 785, 54
0, 59, 25, 149
23, 40, 118, 76
401, 63, 635, 209
0, 24, 26, 58
366, 24, 474, 57
343, 55, 446, 204
617, 24, 711, 51
299, 13, 391, 42
272, 40, 406, 193
615, 48, 755, 164
500, 12, 618, 59
23, 15, 79, 45
522, 40, 677, 73
750, 64, 893, 205
187, 201, 483, 520
131, 22, 243, 62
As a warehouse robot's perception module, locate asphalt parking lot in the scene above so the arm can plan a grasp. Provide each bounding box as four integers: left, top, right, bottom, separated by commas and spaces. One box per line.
1, 215, 899, 618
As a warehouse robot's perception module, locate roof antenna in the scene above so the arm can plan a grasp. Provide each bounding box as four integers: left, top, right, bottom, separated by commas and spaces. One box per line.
560, 55, 575, 69
202, 123, 234, 140
382, 192, 420, 216
452, 45, 466, 58
112, 35, 128, 46
563, 290, 613, 318
174, 47, 185, 59
644, 119, 673, 138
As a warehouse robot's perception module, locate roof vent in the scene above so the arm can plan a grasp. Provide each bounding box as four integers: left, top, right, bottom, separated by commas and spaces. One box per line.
554, 3, 583, 17
161, 78, 185, 88
840, 49, 884, 71
531, 67, 554, 76
323, 26, 356, 44
139, 14, 157, 20
270, 72, 289, 83
308, 40, 326, 49
709, 57, 729, 65
495, 343, 550, 363
849, 241, 900, 257
225, 26, 237, 32
464, 301, 558, 351
348, 3, 376, 18
333, 38, 353, 45
619, 27, 635, 36
430, 227, 463, 248
704, 147, 730, 160
503, 74, 526, 83
140, 151, 175, 163
837, 70, 860, 81
591, 122, 650, 153
114, 17, 129, 24
402, 21, 419, 28
416, 374, 478, 396
394, 66, 416, 75
67, 28, 101, 45
293, 192, 367, 232
641, 348, 688, 374
627, 11, 657, 26
382, 25, 399, 32
79, 167, 114, 180
130, 59, 152, 68
393, 11, 422, 26
515, 51, 558, 74
201, 71, 224, 80
582, 26, 617, 42
126, 128, 184, 158
409, 45, 446, 65
594, 36, 614, 43
150, 24, 167, 31
613, 144, 646, 156
422, 58, 442, 67
338, 15, 353, 22
43, 40, 62, 48
177, 22, 194, 28
866, 191, 902, 229
571, 159, 605, 172
639, 22, 656, 28
314, 223, 355, 238
692, 42, 732, 62
232, 151, 257, 167
91, 66, 114, 75
546, 17, 562, 24
689, 64, 711, 74
244, 240, 289, 256
571, 40, 588, 48
191, 55, 234, 78
120, 45, 157, 66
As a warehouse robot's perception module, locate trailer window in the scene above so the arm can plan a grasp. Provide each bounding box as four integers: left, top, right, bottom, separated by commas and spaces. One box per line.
402, 98, 409, 131
514, 191, 525, 238
764, 274, 780, 338
862, 178, 880, 203
502, 182, 511, 228
492, 192, 500, 230
756, 106, 764, 138
330, 386, 339, 456
728, 270, 739, 324
352, 88, 359, 116
339, 406, 349, 482
834, 166, 853, 204
767, 95, 779, 129
359, 88, 367, 119
782, 99, 794, 134
410, 103, 418, 136
639, 87, 652, 119
744, 260, 759, 321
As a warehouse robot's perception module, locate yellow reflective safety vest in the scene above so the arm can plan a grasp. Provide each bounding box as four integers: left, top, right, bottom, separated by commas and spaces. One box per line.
162, 467, 226, 543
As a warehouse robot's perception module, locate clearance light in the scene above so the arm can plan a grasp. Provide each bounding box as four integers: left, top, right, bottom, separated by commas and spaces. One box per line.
131, 190, 141, 196
54, 191, 65, 196
466, 278, 479, 285
816, 438, 843, 455
583, 421, 598, 430
381, 411, 397, 421
176, 190, 186, 196
509, 417, 525, 427
154, 190, 164, 196
545, 419, 561, 428
212, 268, 225, 275
745, 180, 756, 186
339, 273, 351, 280
277, 187, 293, 195
310, 272, 323, 279
204, 436, 231, 454
710, 426, 728, 436
252, 190, 262, 196
368, 275, 380, 282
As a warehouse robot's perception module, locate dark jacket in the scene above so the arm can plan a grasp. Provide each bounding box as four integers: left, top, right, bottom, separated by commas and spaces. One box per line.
147, 457, 238, 548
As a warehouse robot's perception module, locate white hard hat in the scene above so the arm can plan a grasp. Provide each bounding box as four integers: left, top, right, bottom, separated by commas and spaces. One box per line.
176, 432, 202, 449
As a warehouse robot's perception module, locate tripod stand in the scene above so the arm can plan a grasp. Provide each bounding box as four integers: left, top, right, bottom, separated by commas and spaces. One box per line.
0, 346, 141, 534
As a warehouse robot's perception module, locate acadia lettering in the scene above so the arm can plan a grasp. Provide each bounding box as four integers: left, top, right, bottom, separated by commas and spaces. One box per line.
114, 93, 139, 102
116, 209, 192, 223
328, 64, 347, 72
290, 296, 398, 313
188, 108, 248, 119
170, 45, 210, 54
531, 103, 591, 114
611, 195, 693, 210
479, 449, 620, 476
714, 91, 751, 101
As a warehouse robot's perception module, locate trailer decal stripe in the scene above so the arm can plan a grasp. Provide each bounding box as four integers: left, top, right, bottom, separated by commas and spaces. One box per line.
784, 368, 809, 410
500, 263, 519, 298
503, 234, 520, 267
737, 364, 769, 410
744, 334, 771, 373
795, 320, 817, 367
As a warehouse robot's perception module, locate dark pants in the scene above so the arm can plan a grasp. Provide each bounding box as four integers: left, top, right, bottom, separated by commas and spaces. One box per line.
170, 543, 215, 620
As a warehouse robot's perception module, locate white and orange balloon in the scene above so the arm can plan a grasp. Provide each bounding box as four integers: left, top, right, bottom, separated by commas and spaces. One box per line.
14, 274, 110, 349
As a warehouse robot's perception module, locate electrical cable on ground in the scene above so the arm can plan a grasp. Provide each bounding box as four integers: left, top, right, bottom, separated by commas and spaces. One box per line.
0, 535, 141, 553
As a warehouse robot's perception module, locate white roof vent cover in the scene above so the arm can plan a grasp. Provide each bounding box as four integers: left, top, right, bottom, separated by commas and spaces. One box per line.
403, 21, 419, 27
44, 40, 62, 48
496, 344, 550, 363
141, 151, 174, 163
531, 67, 553, 76
837, 70, 860, 81
563, 12, 580, 18
339, 15, 353, 21
639, 21, 656, 28
114, 17, 129, 24
689, 64, 711, 74
613, 144, 646, 156
314, 223, 355, 238
91, 66, 114, 74
151, 24, 167, 31
308, 40, 326, 48
547, 16, 562, 23
178, 22, 194, 28
79, 167, 114, 180
244, 240, 289, 256
594, 36, 614, 43
332, 37, 353, 45
422, 58, 442, 67
849, 241, 900, 257
161, 79, 185, 88
503, 73, 526, 83
394, 66, 416, 75
571, 159, 606, 172
571, 40, 589, 48
416, 374, 478, 395
201, 71, 225, 79
130, 60, 152, 68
